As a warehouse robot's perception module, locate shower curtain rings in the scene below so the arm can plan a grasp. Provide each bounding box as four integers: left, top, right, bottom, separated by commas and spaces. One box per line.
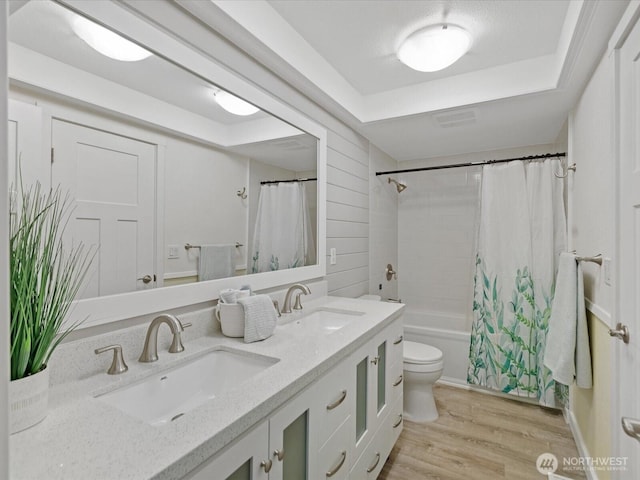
554, 158, 576, 178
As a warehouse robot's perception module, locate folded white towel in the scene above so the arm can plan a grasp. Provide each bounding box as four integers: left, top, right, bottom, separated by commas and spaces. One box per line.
198, 245, 236, 281
219, 288, 239, 304
544, 252, 593, 388
239, 295, 278, 343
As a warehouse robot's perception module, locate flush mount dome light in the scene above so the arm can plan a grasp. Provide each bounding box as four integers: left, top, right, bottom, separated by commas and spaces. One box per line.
213, 90, 260, 116
72, 16, 152, 62
397, 24, 471, 72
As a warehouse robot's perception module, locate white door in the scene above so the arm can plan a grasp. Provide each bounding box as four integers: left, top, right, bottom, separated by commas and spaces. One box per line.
7, 99, 46, 192
614, 7, 640, 479
51, 119, 156, 298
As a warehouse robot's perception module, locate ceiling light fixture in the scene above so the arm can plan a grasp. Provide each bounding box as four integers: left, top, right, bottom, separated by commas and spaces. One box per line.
213, 90, 260, 116
72, 16, 152, 62
397, 24, 471, 72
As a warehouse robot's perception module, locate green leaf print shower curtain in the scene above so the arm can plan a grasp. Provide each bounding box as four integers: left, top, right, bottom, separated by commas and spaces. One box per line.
467, 159, 566, 406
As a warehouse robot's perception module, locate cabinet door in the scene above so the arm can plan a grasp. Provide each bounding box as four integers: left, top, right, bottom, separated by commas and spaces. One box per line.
185, 421, 269, 480
269, 387, 318, 480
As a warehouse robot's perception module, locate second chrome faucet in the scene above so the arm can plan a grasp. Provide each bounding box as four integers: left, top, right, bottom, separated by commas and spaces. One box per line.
139, 314, 191, 363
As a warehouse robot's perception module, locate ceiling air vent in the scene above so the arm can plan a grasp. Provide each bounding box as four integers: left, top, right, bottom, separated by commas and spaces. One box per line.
271, 139, 308, 151
432, 109, 478, 128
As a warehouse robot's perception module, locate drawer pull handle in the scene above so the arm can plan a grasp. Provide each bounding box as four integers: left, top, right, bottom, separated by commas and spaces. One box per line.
273, 449, 285, 461
393, 414, 403, 428
326, 450, 347, 477
366, 452, 381, 473
261, 459, 272, 473
326, 390, 347, 410
393, 374, 403, 387
393, 335, 403, 345
371, 356, 380, 365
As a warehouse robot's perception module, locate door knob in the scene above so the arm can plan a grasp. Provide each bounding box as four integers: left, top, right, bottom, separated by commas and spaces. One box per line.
137, 274, 154, 284
622, 417, 640, 442
609, 323, 629, 344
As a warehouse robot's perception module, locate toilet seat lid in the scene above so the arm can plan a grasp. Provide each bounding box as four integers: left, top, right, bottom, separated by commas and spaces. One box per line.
404, 341, 443, 364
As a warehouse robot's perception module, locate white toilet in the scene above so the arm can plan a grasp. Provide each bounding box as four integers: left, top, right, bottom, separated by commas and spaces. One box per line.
403, 341, 444, 423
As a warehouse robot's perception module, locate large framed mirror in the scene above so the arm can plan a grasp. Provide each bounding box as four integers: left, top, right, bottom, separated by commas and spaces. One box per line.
7, 0, 327, 328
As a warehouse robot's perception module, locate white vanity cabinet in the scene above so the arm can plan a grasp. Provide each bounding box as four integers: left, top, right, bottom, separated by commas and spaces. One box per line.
186, 386, 317, 480
185, 421, 269, 480
350, 321, 404, 479
184, 315, 403, 480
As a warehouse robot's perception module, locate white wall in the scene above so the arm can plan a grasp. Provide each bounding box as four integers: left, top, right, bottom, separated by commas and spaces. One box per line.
568, 51, 615, 474
570, 53, 615, 319
0, 2, 10, 475
368, 144, 398, 300
326, 132, 370, 297
164, 137, 249, 281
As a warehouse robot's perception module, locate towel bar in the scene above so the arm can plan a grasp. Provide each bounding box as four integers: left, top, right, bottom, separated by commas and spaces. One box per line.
575, 254, 603, 265
185, 242, 243, 250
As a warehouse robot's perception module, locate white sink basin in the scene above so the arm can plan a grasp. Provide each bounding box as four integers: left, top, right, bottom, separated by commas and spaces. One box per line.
96, 348, 279, 426
279, 307, 365, 334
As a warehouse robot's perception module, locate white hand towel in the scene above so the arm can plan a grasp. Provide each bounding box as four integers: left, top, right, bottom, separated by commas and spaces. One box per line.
198, 245, 236, 281
219, 288, 239, 304
239, 295, 278, 343
544, 252, 593, 388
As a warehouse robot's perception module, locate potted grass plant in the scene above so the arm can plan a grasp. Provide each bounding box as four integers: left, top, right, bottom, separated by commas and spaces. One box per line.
9, 180, 93, 433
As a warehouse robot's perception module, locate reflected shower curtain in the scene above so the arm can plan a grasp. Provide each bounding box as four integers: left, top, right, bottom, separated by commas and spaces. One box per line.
467, 159, 566, 406
250, 182, 315, 273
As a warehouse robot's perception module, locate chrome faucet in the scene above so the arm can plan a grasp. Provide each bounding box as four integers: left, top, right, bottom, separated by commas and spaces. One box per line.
139, 314, 189, 363
281, 283, 311, 314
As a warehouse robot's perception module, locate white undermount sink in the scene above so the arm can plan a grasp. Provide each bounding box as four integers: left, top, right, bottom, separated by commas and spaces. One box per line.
96, 348, 279, 426
279, 307, 365, 334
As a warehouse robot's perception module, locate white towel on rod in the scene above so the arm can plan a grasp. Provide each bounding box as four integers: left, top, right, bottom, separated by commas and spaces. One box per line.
239, 295, 278, 343
198, 244, 236, 281
543, 252, 593, 388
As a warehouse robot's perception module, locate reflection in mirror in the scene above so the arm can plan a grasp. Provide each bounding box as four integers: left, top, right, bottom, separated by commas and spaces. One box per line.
8, 0, 319, 299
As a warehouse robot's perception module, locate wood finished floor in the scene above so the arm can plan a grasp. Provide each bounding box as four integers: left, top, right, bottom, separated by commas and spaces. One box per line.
380, 384, 586, 480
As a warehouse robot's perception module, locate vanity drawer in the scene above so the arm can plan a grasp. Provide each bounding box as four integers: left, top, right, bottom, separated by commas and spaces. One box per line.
350, 394, 403, 480
389, 360, 404, 404
388, 321, 404, 367
385, 395, 404, 455
318, 416, 351, 480
316, 361, 354, 447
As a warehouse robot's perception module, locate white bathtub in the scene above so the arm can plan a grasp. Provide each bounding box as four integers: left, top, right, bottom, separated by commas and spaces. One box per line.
401, 310, 471, 386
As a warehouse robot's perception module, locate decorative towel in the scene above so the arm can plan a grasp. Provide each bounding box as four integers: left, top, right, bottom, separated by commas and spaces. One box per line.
239, 295, 278, 343
544, 252, 593, 388
219, 288, 239, 304
198, 245, 236, 281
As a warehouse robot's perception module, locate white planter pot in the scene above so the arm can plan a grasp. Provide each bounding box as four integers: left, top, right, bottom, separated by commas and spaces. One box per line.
9, 367, 49, 434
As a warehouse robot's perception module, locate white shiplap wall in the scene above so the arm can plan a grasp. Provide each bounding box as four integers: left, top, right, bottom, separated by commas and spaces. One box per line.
326, 131, 370, 297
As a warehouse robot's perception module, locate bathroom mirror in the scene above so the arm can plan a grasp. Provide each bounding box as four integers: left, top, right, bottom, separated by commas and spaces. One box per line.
7, 0, 327, 327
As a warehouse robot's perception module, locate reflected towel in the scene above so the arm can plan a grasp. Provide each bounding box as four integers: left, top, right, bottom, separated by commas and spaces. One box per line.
198, 245, 236, 281
239, 295, 277, 343
544, 252, 593, 388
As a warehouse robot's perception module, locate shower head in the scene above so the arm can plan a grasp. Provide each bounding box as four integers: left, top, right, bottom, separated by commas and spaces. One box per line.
388, 177, 407, 193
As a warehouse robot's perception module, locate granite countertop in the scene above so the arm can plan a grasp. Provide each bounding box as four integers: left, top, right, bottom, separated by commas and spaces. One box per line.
10, 296, 404, 480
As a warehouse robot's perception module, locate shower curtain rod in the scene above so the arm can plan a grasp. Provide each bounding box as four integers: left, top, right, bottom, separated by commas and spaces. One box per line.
260, 177, 317, 185
375, 152, 566, 176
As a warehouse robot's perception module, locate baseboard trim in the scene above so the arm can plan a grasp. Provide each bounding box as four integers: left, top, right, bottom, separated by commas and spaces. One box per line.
566, 409, 598, 480
437, 376, 469, 389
